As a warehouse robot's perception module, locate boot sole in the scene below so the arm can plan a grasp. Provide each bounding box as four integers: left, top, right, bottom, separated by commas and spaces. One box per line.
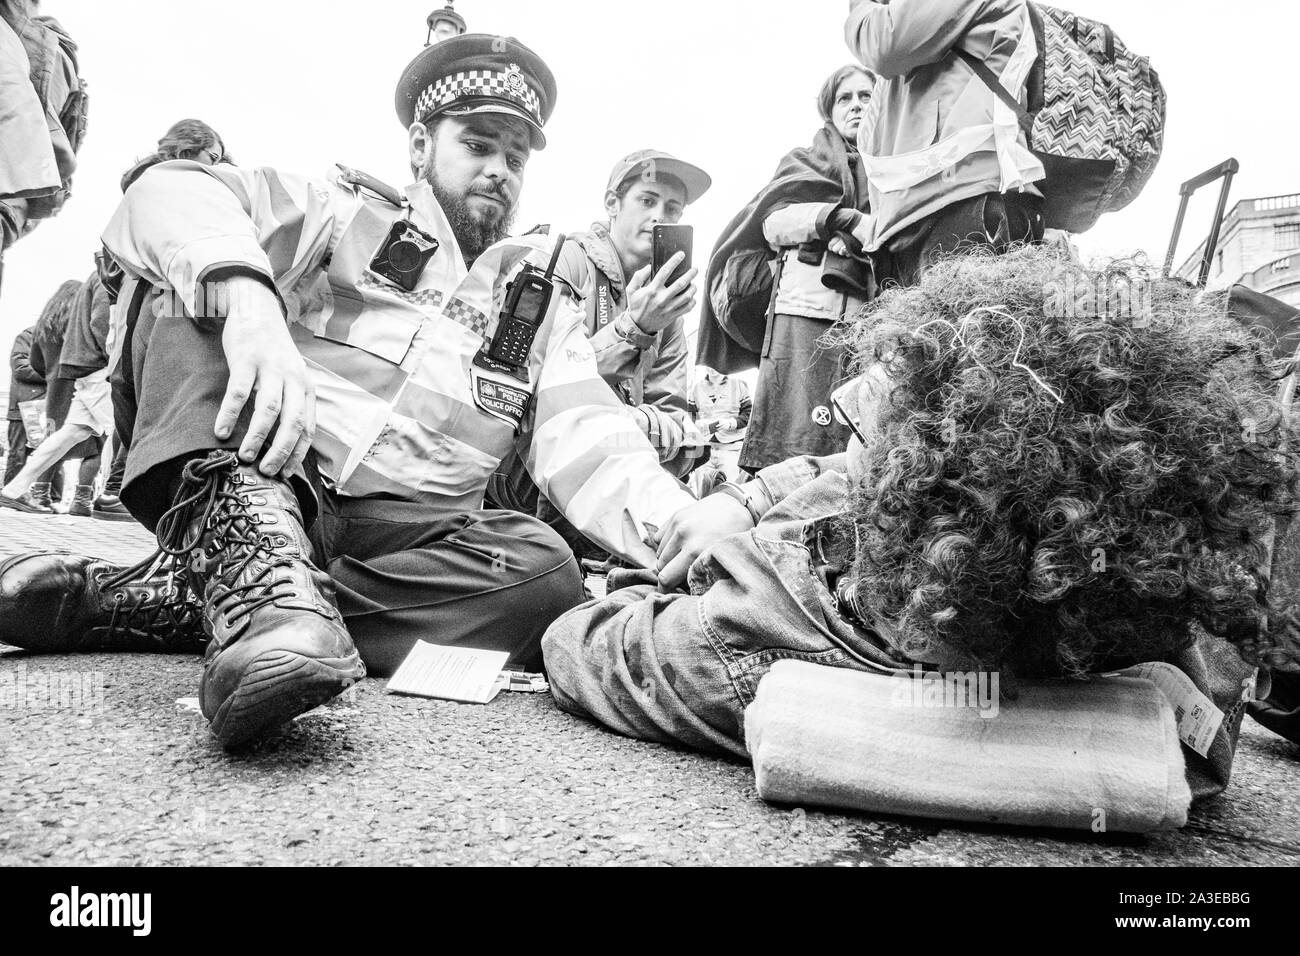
0, 494, 53, 514
91, 511, 137, 523
208, 650, 365, 749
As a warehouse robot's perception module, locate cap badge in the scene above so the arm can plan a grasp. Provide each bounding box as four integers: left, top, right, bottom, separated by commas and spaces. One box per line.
505, 64, 526, 96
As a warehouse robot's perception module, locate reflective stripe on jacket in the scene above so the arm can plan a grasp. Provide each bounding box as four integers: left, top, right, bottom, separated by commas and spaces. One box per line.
102, 161, 693, 566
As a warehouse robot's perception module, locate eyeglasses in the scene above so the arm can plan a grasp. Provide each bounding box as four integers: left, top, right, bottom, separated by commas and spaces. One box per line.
830, 374, 868, 445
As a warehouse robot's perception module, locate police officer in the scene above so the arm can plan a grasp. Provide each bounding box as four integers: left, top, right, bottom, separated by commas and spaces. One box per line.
0, 34, 697, 748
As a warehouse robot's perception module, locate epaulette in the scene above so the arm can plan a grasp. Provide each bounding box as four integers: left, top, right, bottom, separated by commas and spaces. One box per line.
335, 166, 406, 208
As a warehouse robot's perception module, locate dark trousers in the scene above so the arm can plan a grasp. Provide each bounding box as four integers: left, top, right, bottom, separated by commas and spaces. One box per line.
4, 417, 64, 498
103, 437, 127, 496
314, 494, 586, 675
4, 419, 28, 484
875, 191, 1045, 289
115, 296, 588, 677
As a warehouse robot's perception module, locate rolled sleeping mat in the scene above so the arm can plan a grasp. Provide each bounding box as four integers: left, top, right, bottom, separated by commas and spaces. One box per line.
744, 660, 1190, 833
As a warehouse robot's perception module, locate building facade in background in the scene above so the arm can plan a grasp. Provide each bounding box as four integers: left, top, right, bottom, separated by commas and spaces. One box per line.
1176, 193, 1300, 306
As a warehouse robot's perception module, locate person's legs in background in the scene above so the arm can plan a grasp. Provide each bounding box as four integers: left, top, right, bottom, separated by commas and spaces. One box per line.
92, 437, 133, 521
3, 418, 28, 485
67, 435, 105, 517
0, 421, 95, 513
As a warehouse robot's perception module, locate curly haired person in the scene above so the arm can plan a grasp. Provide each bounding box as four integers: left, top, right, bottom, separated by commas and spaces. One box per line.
543, 246, 1300, 799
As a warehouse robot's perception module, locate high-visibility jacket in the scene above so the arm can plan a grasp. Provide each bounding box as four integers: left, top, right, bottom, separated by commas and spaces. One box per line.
102, 160, 693, 566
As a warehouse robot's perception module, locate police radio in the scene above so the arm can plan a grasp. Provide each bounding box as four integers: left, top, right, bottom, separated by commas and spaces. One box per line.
477, 235, 566, 375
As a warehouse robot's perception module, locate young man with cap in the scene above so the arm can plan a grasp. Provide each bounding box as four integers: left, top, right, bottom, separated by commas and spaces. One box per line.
487, 149, 711, 556
0, 33, 698, 748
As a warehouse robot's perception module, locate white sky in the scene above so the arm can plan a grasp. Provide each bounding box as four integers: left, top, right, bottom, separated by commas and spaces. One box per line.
3, 0, 1299, 390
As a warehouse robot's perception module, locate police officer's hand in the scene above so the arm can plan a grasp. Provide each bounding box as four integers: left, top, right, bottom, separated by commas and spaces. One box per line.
655, 493, 755, 588
216, 277, 316, 478
625, 253, 699, 336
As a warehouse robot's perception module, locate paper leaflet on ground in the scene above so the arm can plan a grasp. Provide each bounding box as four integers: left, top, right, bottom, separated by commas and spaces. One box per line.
385, 641, 510, 703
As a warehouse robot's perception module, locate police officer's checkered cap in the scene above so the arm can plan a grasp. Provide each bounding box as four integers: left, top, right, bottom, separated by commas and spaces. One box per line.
416, 68, 542, 126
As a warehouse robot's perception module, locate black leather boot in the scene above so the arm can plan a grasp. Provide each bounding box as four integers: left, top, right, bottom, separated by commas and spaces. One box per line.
153, 451, 365, 748
0, 552, 205, 652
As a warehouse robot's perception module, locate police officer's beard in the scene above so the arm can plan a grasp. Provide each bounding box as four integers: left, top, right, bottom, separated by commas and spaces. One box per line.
429, 177, 517, 268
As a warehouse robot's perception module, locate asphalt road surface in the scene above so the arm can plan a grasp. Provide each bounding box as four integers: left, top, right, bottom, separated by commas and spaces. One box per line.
2, 509, 1297, 866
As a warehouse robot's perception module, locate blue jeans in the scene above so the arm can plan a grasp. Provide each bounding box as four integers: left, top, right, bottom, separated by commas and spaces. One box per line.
543, 472, 904, 759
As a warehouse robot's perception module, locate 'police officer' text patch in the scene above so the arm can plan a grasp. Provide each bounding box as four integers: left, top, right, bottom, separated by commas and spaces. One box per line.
474, 375, 531, 429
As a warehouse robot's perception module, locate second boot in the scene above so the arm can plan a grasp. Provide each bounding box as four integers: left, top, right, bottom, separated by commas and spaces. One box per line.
0, 552, 206, 652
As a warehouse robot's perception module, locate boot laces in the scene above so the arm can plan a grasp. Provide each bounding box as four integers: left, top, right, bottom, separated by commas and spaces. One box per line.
98, 551, 200, 641
153, 451, 301, 629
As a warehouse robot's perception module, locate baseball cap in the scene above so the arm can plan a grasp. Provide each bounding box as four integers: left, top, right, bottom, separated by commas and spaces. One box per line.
605, 150, 712, 205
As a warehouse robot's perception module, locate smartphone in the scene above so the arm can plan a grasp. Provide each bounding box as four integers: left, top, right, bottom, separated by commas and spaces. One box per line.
652, 224, 693, 286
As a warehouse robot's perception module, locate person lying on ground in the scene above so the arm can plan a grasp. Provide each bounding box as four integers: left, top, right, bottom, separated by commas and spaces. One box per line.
543, 246, 1300, 800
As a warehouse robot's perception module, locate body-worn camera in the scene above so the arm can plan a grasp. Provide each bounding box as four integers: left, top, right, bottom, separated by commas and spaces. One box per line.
369, 218, 440, 291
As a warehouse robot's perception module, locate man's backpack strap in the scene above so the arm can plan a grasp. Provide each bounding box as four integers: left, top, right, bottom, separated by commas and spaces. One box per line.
955, 48, 1035, 136
951, 47, 1029, 134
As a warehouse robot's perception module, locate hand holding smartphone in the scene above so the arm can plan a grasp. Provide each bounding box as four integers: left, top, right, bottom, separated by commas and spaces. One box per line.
652, 224, 693, 286
626, 223, 699, 335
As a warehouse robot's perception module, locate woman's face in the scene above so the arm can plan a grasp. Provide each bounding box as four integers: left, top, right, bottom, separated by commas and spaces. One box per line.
830, 72, 874, 142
